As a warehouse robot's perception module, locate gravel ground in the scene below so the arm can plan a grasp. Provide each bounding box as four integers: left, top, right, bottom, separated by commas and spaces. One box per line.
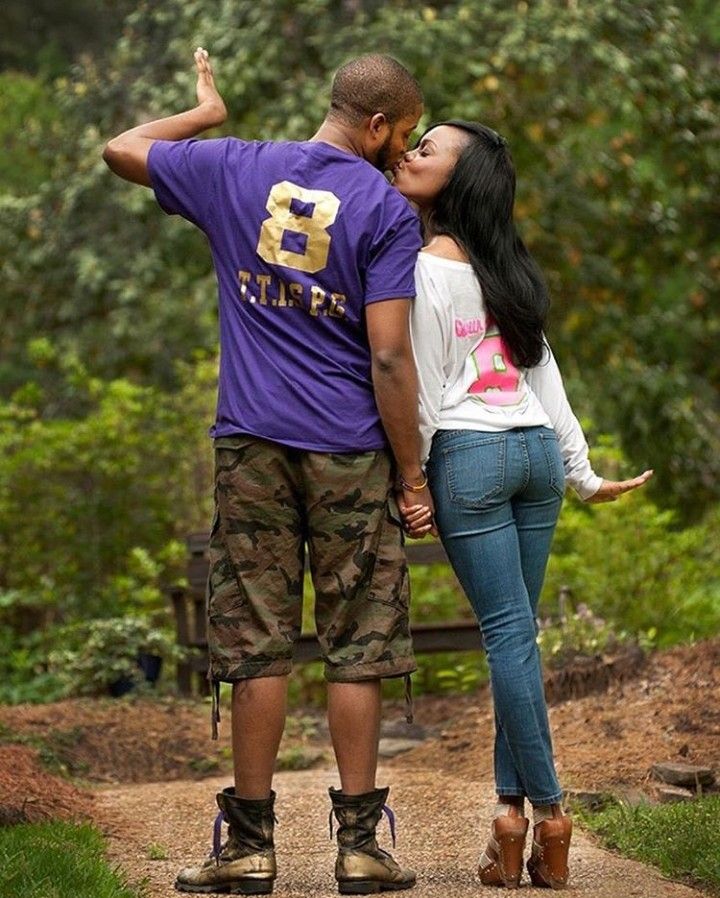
96, 767, 709, 898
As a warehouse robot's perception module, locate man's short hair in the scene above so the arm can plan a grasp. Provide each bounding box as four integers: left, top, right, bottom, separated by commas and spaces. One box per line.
330, 54, 423, 126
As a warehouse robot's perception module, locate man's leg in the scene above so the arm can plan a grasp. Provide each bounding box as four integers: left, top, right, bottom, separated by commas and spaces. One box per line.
304, 449, 416, 893
327, 680, 381, 795
175, 437, 303, 895
233, 675, 290, 799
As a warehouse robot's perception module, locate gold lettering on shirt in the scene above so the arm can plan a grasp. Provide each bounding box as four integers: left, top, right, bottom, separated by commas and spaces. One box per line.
289, 282, 303, 308
238, 270, 251, 301
235, 269, 348, 320
256, 181, 341, 274
329, 293, 346, 319
310, 286, 326, 317
256, 274, 271, 306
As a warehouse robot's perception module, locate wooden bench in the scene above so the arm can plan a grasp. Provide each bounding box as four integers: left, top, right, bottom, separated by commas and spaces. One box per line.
169, 532, 482, 695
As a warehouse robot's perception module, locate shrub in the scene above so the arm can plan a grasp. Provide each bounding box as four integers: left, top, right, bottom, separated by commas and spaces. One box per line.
49, 616, 182, 696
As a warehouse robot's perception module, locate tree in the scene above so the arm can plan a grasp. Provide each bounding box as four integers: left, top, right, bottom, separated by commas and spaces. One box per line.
1, 0, 718, 514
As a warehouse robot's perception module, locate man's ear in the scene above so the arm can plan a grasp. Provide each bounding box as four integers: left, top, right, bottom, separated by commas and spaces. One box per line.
368, 112, 389, 140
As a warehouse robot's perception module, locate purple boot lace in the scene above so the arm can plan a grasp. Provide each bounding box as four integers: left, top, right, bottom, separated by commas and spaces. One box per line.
212, 810, 226, 865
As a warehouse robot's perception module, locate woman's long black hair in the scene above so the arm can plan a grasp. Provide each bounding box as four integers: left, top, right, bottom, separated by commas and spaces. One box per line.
423, 120, 549, 368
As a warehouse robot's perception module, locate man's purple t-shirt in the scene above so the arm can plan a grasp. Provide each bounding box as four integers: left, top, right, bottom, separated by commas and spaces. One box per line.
147, 138, 422, 452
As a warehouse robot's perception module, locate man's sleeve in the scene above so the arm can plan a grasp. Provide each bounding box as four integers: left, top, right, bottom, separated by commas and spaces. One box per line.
147, 138, 226, 230
364, 202, 423, 304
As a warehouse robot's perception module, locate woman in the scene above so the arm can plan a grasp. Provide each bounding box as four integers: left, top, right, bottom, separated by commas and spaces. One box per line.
392, 121, 652, 889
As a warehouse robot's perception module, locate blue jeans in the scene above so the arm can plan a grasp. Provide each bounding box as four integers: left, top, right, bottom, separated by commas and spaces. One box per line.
427, 426, 565, 804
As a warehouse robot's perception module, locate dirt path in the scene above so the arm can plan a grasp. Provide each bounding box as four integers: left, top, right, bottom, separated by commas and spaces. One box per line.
96, 767, 708, 898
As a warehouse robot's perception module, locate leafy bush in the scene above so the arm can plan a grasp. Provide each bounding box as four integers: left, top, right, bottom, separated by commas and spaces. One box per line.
0, 622, 68, 704
0, 353, 214, 628
49, 616, 182, 696
537, 603, 654, 669
542, 438, 720, 645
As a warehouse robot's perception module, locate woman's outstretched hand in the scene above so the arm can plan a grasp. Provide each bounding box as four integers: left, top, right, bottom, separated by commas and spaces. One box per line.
194, 47, 227, 126
586, 469, 654, 503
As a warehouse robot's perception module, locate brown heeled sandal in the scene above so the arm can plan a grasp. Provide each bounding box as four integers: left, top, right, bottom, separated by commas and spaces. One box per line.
478, 808, 529, 889
526, 809, 572, 889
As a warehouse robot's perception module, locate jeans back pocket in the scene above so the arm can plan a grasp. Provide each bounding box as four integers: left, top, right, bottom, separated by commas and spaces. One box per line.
442, 434, 507, 509
538, 429, 566, 499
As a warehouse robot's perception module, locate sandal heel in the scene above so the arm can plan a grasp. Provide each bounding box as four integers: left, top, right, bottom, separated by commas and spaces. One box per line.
527, 815, 572, 890
478, 814, 529, 888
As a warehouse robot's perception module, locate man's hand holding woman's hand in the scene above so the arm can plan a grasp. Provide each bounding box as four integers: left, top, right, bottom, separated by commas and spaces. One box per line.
398, 488, 437, 539
194, 47, 227, 128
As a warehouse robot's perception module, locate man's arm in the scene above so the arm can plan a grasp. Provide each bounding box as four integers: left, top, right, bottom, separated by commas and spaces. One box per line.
102, 48, 227, 186
365, 298, 437, 534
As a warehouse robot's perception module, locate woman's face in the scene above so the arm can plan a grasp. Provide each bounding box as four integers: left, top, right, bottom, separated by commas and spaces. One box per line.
392, 125, 469, 210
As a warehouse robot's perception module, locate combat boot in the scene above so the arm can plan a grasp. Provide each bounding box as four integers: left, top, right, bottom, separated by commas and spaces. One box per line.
329, 786, 416, 894
175, 787, 277, 894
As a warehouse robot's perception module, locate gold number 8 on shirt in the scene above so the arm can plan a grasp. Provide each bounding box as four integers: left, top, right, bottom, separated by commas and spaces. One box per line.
257, 181, 341, 274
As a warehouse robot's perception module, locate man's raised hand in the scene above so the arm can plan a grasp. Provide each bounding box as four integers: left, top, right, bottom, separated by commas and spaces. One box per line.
194, 47, 227, 127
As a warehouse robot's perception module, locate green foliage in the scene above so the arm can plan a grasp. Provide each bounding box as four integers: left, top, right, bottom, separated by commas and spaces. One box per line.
146, 843, 169, 861
0, 352, 214, 618
542, 440, 720, 646
537, 604, 655, 669
0, 2, 718, 699
49, 616, 181, 696
0, 0, 717, 514
429, 657, 488, 694
0, 74, 61, 193
276, 746, 324, 771
1, 0, 135, 77
0, 623, 68, 704
0, 821, 141, 898
408, 562, 472, 623
581, 796, 720, 891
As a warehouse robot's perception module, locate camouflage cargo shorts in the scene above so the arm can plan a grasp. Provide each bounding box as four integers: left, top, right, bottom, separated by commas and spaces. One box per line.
207, 435, 417, 684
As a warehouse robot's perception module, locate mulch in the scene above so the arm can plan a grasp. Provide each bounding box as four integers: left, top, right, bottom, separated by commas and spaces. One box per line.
0, 638, 717, 824
0, 744, 94, 825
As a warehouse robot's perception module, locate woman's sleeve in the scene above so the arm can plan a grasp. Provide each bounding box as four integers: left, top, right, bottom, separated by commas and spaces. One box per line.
526, 344, 603, 500
409, 270, 449, 466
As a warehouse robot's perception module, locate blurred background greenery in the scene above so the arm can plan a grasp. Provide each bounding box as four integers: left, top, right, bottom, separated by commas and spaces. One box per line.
0, 0, 717, 703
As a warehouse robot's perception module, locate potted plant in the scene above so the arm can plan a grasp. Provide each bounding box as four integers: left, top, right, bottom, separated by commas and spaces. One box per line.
51, 615, 182, 697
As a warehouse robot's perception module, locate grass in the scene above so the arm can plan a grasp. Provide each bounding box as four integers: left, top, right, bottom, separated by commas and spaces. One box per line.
146, 842, 169, 861
0, 821, 142, 898
581, 796, 720, 893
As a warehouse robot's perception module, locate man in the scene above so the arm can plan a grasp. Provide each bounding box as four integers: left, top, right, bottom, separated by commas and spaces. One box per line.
103, 49, 433, 895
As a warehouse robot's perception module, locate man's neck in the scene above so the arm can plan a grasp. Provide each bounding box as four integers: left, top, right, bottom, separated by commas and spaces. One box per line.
310, 119, 365, 160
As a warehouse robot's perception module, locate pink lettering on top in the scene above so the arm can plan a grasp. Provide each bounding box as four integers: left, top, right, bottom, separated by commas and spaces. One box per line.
455, 317, 483, 338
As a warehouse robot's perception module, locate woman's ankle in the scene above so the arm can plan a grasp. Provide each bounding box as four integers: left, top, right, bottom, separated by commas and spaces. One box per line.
532, 802, 564, 825
495, 795, 525, 817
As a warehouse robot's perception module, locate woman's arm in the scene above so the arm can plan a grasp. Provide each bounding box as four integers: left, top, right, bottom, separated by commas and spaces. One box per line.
526, 344, 652, 502
102, 48, 227, 186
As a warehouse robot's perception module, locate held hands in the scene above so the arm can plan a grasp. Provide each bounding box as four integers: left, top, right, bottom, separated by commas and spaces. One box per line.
398, 488, 438, 539
193, 47, 227, 127
586, 469, 654, 503
398, 468, 654, 535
